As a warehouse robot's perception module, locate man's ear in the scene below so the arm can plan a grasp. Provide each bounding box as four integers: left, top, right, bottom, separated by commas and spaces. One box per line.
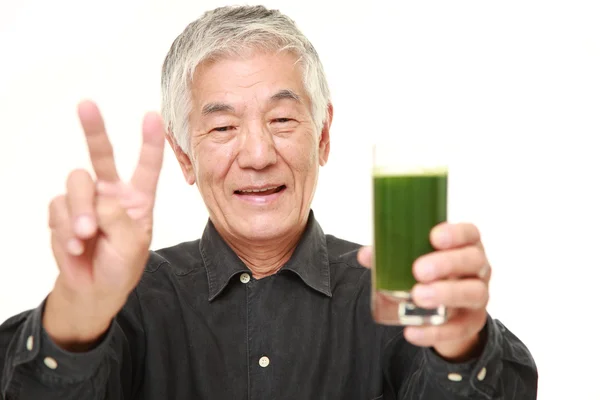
166, 132, 196, 185
318, 103, 333, 166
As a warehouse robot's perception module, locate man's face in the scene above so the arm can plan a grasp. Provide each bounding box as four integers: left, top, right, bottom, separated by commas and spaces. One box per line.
169, 51, 332, 242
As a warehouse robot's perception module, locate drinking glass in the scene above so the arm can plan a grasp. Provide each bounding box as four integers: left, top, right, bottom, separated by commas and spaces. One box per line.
371, 141, 448, 326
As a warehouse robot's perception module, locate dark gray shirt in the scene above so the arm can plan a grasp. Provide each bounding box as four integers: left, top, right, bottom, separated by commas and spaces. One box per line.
0, 212, 537, 399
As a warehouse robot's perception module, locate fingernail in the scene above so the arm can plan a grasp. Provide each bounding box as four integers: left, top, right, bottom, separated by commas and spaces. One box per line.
76, 215, 95, 237
67, 239, 83, 256
478, 265, 489, 279
433, 228, 451, 247
416, 262, 436, 280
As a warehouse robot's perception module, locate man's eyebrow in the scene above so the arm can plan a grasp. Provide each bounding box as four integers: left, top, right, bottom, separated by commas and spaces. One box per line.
270, 89, 301, 103
201, 102, 235, 116
201, 90, 300, 116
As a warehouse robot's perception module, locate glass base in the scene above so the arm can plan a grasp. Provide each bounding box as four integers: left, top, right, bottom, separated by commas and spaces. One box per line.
372, 289, 447, 326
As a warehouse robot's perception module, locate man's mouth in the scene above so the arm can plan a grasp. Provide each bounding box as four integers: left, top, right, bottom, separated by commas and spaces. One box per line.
234, 185, 286, 196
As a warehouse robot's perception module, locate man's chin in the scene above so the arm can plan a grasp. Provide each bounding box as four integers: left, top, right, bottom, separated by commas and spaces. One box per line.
230, 212, 294, 242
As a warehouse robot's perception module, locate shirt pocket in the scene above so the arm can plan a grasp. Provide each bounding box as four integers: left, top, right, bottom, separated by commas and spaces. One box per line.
370, 395, 383, 400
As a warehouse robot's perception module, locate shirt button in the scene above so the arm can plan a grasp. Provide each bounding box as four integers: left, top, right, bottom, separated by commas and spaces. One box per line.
26, 336, 34, 351
44, 357, 58, 370
240, 273, 251, 284
447, 373, 462, 382
259, 356, 270, 367
477, 367, 487, 381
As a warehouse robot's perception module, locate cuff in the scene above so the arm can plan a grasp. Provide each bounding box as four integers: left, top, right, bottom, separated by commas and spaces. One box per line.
11, 297, 117, 384
423, 313, 503, 399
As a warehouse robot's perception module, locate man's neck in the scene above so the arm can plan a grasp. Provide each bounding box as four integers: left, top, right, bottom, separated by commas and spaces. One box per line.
216, 221, 307, 279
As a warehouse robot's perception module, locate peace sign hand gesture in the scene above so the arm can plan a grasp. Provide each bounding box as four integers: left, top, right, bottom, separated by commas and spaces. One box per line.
43, 100, 166, 350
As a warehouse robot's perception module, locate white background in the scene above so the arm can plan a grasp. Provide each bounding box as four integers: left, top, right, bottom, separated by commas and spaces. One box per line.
1, 1, 598, 398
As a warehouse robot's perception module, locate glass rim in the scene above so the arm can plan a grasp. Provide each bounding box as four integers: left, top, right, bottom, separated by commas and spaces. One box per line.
372, 165, 448, 177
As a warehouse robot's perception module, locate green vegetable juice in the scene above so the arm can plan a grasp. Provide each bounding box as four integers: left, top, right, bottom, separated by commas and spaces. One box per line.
373, 168, 447, 293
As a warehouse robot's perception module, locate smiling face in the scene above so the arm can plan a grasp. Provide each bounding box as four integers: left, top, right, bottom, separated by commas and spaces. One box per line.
168, 50, 332, 243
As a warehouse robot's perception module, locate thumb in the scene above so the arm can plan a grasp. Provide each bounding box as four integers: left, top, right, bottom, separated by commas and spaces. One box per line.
357, 246, 373, 269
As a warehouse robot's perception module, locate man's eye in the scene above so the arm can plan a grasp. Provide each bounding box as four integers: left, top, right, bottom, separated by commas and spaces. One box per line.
272, 118, 292, 123
213, 126, 234, 132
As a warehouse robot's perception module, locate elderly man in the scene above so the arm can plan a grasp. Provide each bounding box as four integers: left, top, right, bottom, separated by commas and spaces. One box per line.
0, 5, 537, 400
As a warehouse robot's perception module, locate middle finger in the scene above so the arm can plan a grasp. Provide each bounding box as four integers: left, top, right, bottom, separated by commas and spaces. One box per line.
413, 245, 488, 283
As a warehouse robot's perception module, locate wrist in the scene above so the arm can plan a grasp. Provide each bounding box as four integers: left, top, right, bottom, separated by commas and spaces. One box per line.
433, 327, 487, 363
43, 287, 117, 351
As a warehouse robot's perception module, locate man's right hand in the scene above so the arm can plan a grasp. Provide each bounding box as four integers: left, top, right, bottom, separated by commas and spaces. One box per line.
43, 100, 166, 351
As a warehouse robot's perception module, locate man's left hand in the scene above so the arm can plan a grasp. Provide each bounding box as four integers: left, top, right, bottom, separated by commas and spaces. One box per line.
357, 222, 490, 362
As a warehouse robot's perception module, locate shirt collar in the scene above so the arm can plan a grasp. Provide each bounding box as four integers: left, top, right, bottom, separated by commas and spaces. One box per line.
199, 210, 332, 301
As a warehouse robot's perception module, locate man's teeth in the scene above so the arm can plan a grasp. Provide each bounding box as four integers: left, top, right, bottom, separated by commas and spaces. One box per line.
239, 186, 278, 193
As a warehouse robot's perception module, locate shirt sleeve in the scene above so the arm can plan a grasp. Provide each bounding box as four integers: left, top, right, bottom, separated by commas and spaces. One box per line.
0, 290, 145, 400
383, 314, 538, 399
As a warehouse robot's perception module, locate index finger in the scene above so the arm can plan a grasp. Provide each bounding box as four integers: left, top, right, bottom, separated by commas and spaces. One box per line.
430, 222, 481, 249
130, 112, 166, 195
77, 100, 120, 182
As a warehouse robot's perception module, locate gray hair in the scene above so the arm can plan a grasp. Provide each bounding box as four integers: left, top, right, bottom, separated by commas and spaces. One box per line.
160, 5, 331, 155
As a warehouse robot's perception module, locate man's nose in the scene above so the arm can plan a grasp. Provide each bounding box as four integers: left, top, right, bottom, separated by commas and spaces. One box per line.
236, 124, 277, 170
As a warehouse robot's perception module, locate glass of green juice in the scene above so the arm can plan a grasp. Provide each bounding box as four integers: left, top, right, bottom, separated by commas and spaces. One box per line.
371, 142, 448, 326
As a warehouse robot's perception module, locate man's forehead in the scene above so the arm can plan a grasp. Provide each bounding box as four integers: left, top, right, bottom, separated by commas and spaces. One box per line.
199, 89, 303, 116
